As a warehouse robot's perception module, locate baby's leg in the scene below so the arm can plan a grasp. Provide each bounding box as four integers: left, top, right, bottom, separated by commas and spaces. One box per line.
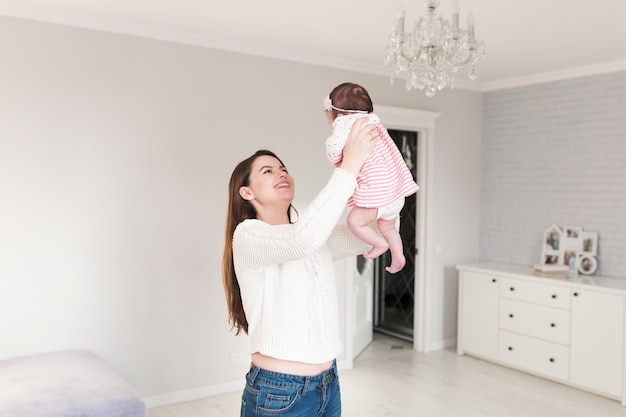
378, 217, 406, 274
347, 207, 388, 259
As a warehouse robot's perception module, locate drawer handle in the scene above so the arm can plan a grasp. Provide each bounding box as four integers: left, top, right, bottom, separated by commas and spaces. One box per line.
573, 292, 579, 297
551, 294, 557, 299
550, 323, 556, 327
549, 358, 555, 363
509, 287, 515, 292
492, 278, 497, 283
508, 346, 513, 351
509, 314, 514, 318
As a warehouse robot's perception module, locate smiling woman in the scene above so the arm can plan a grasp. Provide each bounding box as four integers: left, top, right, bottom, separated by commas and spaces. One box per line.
238, 154, 295, 224
220, 118, 381, 416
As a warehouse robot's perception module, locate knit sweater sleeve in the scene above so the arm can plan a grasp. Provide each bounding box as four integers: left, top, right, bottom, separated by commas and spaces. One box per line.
327, 224, 371, 261
233, 168, 357, 269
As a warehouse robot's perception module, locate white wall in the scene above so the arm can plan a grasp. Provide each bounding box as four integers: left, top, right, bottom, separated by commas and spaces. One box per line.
480, 72, 626, 278
428, 90, 483, 349
0, 15, 482, 403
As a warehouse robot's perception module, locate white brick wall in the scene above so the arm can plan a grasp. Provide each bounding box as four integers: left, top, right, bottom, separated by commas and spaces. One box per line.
480, 71, 626, 278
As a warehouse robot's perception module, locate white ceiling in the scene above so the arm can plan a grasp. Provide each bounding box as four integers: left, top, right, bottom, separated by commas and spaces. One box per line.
2, 0, 626, 92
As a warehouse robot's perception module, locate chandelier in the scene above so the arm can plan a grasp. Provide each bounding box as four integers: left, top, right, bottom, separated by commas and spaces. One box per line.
384, 0, 486, 97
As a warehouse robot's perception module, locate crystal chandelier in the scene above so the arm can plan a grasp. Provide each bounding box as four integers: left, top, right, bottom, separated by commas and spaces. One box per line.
384, 0, 486, 97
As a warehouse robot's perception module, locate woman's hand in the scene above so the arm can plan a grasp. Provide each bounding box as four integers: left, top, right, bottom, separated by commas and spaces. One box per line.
339, 117, 380, 178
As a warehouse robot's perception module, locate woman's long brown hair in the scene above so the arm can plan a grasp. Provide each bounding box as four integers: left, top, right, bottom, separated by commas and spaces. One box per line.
221, 150, 295, 335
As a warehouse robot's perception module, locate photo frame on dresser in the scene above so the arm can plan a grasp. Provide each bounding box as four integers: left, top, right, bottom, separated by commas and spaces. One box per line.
563, 249, 578, 270
581, 231, 598, 256
577, 254, 598, 275
563, 225, 582, 240
561, 226, 583, 271
541, 224, 563, 265
540, 224, 599, 274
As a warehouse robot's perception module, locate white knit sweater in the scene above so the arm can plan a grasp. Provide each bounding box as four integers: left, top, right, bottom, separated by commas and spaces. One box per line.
232, 168, 370, 364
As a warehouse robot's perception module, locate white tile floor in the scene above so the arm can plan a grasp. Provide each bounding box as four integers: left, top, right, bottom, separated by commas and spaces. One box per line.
148, 332, 626, 416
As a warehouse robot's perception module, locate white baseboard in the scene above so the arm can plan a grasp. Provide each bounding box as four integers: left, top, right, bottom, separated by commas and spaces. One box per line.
143, 379, 244, 409
427, 337, 457, 353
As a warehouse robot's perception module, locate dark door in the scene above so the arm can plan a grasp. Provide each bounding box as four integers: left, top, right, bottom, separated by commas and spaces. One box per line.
373, 129, 418, 341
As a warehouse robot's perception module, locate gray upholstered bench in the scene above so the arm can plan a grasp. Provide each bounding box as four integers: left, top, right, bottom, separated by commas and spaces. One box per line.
0, 350, 145, 417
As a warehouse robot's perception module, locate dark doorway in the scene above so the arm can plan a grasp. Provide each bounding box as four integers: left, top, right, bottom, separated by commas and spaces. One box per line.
373, 129, 418, 341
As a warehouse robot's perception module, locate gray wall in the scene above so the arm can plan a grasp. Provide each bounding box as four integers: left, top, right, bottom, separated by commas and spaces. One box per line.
0, 16, 482, 403
480, 71, 626, 278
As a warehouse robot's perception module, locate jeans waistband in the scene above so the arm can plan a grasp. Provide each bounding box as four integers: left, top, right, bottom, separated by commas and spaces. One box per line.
247, 360, 338, 394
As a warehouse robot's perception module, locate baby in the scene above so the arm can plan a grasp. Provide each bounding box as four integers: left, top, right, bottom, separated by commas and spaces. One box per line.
323, 82, 418, 273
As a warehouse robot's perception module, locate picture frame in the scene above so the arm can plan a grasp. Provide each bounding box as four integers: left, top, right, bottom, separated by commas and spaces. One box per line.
563, 249, 578, 271
560, 225, 584, 270
543, 253, 562, 265
577, 254, 598, 275
542, 224, 562, 251
539, 224, 599, 273
541, 224, 563, 264
581, 231, 598, 256
563, 225, 583, 240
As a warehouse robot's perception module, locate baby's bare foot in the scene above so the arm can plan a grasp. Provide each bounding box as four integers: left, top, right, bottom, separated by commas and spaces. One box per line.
385, 255, 406, 274
364, 243, 389, 259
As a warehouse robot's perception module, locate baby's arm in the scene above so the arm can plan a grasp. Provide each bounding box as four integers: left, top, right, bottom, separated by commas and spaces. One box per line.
325, 133, 345, 166
325, 117, 354, 166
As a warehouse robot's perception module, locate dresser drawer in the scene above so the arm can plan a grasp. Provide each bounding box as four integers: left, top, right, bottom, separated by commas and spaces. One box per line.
499, 330, 569, 381
499, 299, 570, 345
500, 277, 571, 310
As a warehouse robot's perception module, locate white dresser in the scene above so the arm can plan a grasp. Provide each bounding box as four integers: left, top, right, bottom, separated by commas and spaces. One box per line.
457, 262, 626, 406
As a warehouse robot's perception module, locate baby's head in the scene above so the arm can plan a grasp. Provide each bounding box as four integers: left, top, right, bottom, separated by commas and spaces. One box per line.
324, 82, 373, 123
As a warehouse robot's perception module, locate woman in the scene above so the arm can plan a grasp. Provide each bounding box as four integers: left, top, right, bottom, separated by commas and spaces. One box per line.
222, 117, 379, 417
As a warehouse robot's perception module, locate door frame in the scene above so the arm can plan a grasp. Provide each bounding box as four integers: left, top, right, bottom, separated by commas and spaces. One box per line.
375, 105, 440, 353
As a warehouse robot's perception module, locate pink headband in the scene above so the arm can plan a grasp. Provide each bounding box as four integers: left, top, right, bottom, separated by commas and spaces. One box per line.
323, 96, 368, 114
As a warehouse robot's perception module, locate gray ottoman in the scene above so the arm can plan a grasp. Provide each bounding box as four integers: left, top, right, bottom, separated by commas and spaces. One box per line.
0, 350, 145, 417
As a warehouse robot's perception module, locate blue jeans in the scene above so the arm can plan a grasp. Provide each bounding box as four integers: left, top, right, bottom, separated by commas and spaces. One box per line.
241, 360, 341, 417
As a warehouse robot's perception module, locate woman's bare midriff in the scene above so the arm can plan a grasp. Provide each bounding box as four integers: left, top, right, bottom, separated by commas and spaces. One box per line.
251, 353, 333, 376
